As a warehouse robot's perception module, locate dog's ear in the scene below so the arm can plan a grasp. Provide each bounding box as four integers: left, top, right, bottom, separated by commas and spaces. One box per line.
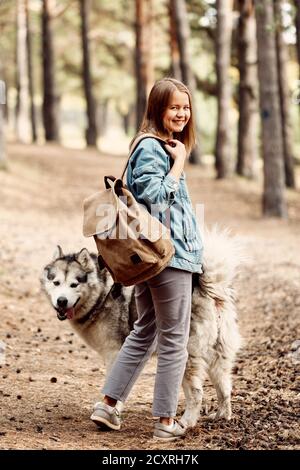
53, 245, 64, 260
76, 248, 94, 270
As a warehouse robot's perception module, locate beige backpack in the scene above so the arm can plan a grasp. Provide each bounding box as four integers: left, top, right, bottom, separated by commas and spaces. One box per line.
82, 134, 175, 286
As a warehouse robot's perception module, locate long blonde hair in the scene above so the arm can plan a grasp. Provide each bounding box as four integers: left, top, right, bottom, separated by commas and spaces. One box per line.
133, 77, 196, 155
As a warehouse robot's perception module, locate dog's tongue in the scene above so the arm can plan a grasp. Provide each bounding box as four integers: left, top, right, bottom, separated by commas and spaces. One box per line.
66, 308, 74, 320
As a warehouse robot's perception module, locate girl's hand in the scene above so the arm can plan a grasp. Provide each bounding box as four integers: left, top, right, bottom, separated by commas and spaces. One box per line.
164, 139, 187, 163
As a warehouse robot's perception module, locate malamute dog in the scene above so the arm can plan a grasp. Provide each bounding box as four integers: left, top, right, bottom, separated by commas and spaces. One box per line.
41, 228, 242, 428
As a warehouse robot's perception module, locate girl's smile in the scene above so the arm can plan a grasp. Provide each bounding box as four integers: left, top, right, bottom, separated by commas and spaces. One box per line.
163, 90, 191, 136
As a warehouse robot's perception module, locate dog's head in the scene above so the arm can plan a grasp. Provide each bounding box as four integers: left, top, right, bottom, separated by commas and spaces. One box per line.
40, 246, 102, 321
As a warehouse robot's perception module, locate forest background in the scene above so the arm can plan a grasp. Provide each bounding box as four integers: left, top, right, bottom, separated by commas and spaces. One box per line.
0, 0, 299, 451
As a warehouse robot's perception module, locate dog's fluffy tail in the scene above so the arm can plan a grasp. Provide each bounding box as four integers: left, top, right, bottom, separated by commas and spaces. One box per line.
199, 225, 246, 302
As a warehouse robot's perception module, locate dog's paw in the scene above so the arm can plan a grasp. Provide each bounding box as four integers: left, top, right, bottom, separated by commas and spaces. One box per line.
180, 412, 199, 429
208, 410, 231, 421
207, 411, 217, 420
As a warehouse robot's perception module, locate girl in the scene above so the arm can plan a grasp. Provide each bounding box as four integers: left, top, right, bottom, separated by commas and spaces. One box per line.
91, 78, 203, 441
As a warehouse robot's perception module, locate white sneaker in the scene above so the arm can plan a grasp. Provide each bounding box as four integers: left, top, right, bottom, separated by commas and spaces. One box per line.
153, 420, 186, 441
90, 402, 121, 430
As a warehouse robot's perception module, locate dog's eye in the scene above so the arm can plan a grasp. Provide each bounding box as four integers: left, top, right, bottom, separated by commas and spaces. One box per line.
70, 283, 78, 288
47, 270, 55, 281
53, 281, 60, 286
77, 274, 87, 283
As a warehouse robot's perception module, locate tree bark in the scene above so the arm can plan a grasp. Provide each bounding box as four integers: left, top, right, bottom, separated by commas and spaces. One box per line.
25, 0, 37, 142
16, 0, 31, 143
215, 0, 234, 178
274, 0, 295, 188
79, 0, 98, 146
122, 112, 130, 136
255, 0, 287, 217
236, 0, 258, 179
172, 0, 201, 164
168, 0, 181, 80
295, 0, 300, 78
97, 99, 108, 137
135, 0, 154, 131
41, 0, 59, 141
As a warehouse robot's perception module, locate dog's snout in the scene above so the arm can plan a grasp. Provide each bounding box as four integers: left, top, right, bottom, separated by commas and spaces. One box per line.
57, 296, 68, 308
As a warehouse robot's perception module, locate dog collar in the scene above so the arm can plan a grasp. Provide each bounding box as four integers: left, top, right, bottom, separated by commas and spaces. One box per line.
76, 285, 115, 325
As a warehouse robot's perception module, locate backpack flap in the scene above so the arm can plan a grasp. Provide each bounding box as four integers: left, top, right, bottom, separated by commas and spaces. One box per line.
82, 188, 117, 238
118, 186, 169, 243
138, 206, 171, 242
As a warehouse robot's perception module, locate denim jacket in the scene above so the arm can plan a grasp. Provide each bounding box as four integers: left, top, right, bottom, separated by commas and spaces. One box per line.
126, 137, 203, 274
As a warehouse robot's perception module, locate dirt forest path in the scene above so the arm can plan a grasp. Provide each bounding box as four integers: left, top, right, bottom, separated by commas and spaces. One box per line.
0, 143, 299, 450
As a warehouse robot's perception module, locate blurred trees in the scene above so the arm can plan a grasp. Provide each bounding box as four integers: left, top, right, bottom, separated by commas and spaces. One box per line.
41, 0, 59, 141
295, 0, 300, 78
80, 0, 97, 146
135, 0, 154, 130
255, 0, 287, 217
172, 0, 201, 164
215, 0, 233, 178
25, 0, 37, 143
236, 0, 257, 179
0, 0, 299, 217
274, 0, 295, 188
16, 0, 31, 143
169, 1, 181, 80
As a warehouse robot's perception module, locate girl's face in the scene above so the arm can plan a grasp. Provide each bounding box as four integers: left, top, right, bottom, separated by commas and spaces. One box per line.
162, 90, 191, 137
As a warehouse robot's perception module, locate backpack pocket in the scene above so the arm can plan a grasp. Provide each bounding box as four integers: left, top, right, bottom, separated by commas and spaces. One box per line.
96, 237, 158, 281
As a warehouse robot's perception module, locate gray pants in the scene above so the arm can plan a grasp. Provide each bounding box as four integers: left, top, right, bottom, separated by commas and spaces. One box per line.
101, 267, 192, 417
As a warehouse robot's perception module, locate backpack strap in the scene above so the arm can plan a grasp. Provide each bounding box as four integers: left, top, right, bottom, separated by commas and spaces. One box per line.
120, 133, 168, 183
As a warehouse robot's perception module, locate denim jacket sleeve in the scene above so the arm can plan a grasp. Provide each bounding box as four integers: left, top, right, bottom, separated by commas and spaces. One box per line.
129, 138, 179, 210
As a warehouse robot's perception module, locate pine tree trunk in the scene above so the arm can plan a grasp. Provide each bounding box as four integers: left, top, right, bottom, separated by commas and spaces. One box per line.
146, 0, 154, 97
274, 0, 295, 188
255, 0, 287, 217
169, 0, 182, 80
172, 0, 201, 164
123, 112, 130, 136
236, 0, 258, 179
295, 0, 300, 77
97, 99, 108, 137
25, 0, 37, 142
16, 0, 31, 143
215, 0, 234, 178
80, 0, 98, 146
41, 0, 59, 141
135, 0, 154, 131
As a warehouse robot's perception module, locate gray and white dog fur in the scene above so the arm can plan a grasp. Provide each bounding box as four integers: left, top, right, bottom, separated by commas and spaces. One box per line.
40, 227, 243, 428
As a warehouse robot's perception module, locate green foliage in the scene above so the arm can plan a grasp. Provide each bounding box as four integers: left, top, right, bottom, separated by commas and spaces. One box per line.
0, 1, 17, 87
0, 0, 299, 155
